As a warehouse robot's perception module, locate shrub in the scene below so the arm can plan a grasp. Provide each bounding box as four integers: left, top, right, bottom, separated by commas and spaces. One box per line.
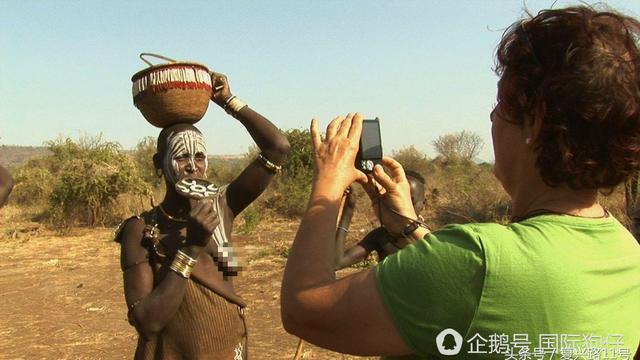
392, 145, 433, 178
426, 160, 510, 227
132, 136, 159, 187
264, 129, 314, 218
10, 158, 55, 207
237, 206, 261, 234
208, 150, 254, 186
45, 136, 150, 227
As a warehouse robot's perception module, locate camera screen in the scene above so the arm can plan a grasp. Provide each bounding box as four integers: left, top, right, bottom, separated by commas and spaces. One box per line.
361, 120, 382, 159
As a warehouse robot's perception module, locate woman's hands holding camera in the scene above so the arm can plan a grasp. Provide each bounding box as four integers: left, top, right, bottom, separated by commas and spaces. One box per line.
310, 113, 423, 236
362, 158, 420, 236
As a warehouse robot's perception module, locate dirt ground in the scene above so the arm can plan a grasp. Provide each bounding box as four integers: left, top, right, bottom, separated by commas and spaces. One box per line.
0, 207, 378, 360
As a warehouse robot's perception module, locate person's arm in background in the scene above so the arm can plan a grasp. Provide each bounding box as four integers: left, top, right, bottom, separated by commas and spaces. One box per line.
336, 228, 383, 270
335, 187, 356, 267
0, 164, 14, 208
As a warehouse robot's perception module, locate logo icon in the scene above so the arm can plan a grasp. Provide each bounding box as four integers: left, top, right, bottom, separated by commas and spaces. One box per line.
436, 328, 463, 356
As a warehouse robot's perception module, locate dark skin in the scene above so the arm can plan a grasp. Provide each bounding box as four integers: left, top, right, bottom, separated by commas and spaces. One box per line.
335, 175, 426, 270
119, 72, 290, 340
0, 164, 14, 208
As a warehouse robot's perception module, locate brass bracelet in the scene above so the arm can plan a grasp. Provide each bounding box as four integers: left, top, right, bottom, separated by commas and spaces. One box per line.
169, 250, 197, 278
257, 153, 282, 173
224, 96, 247, 117
224, 95, 235, 106
177, 250, 197, 264
170, 260, 193, 279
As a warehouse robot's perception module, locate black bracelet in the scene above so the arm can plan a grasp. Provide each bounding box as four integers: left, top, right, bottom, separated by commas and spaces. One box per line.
402, 221, 421, 237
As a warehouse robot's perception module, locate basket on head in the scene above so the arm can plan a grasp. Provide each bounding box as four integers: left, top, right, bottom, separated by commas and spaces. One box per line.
132, 53, 212, 128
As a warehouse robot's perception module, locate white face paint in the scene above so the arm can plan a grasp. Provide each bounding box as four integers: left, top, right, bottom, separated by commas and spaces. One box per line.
163, 129, 208, 184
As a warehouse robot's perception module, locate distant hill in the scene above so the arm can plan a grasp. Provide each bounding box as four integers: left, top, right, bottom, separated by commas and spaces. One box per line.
0, 146, 51, 169
0, 145, 245, 170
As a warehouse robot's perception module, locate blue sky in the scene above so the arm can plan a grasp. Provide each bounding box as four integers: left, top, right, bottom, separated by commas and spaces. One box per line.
2, 1, 640, 162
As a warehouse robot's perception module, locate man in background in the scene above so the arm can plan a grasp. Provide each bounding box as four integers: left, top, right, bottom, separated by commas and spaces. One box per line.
335, 170, 426, 269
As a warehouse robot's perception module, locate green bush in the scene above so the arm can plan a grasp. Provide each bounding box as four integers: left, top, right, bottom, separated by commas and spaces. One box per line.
265, 129, 314, 218
10, 158, 55, 207
237, 206, 261, 234
45, 136, 150, 227
132, 136, 159, 187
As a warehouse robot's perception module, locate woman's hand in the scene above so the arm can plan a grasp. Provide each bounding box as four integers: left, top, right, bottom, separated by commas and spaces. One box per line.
186, 199, 219, 248
210, 72, 232, 107
310, 113, 368, 199
361, 157, 418, 235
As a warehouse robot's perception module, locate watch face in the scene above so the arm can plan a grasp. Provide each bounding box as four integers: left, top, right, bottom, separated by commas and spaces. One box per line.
175, 178, 218, 199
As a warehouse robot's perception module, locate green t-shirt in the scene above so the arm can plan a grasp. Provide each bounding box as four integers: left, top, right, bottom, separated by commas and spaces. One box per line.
375, 214, 640, 359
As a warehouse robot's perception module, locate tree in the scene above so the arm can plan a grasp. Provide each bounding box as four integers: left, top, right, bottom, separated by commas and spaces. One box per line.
433, 130, 483, 163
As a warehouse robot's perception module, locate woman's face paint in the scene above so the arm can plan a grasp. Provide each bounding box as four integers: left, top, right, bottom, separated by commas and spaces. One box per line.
163, 129, 208, 184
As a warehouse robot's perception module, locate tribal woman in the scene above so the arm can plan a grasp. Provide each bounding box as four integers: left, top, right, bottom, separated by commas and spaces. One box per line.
115, 72, 289, 359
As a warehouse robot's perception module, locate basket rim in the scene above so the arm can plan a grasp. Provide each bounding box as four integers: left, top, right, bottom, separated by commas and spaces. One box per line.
131, 61, 210, 82
133, 85, 212, 102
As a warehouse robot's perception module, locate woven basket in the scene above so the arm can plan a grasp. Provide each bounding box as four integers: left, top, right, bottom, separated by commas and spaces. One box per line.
132, 53, 212, 128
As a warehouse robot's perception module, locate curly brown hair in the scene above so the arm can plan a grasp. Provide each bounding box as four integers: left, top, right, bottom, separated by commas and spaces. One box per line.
494, 5, 640, 190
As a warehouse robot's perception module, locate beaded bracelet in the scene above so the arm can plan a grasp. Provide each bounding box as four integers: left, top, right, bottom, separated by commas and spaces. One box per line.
257, 153, 282, 173
224, 95, 248, 117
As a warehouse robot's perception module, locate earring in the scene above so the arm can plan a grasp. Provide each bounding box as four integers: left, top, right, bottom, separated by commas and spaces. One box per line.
156, 169, 163, 178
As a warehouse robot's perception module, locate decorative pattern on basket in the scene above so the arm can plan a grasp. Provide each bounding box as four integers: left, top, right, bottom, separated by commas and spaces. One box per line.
132, 66, 212, 99
131, 53, 213, 128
